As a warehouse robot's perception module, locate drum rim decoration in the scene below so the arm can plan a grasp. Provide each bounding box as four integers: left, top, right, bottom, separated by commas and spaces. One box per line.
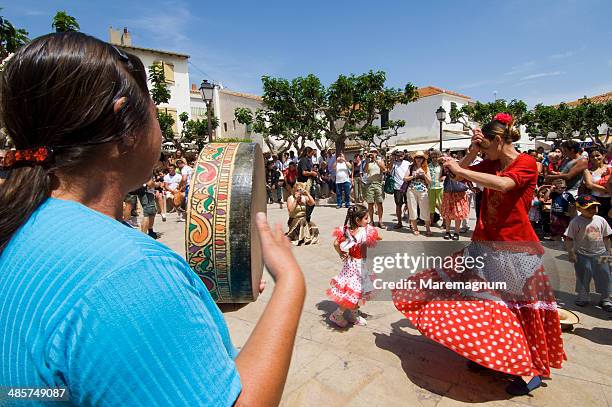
185, 142, 265, 303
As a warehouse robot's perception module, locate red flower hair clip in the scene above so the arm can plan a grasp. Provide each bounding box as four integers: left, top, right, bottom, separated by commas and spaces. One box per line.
494, 113, 513, 125
1, 147, 53, 169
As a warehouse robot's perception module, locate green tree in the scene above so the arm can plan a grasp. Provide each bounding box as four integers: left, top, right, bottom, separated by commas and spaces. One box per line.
52, 11, 80, 32
183, 117, 219, 151
357, 119, 406, 151
250, 71, 418, 154
0, 10, 29, 64
522, 98, 612, 146
148, 63, 171, 105
452, 99, 528, 129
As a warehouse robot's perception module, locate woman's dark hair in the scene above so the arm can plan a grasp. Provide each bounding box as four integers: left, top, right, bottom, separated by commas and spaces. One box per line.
481, 118, 521, 143
0, 32, 152, 251
344, 204, 369, 231
561, 140, 581, 153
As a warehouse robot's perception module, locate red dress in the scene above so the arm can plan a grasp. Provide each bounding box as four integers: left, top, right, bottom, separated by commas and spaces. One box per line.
392, 154, 565, 377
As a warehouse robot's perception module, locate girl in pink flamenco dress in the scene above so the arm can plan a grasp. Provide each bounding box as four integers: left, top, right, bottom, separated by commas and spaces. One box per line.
327, 205, 381, 327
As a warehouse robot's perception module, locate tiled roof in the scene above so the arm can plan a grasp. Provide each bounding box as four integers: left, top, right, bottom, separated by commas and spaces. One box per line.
417, 86, 471, 100
117, 44, 189, 59
220, 88, 263, 101
563, 91, 612, 107
189, 84, 263, 101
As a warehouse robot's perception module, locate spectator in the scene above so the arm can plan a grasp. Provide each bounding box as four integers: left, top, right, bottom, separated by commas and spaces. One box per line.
583, 148, 611, 224
390, 151, 410, 229
352, 154, 365, 203
404, 151, 431, 236
364, 147, 387, 228
546, 140, 588, 198
164, 164, 184, 221
266, 160, 283, 209
564, 195, 612, 311
427, 150, 444, 225
334, 153, 352, 209
297, 147, 318, 222
548, 179, 576, 241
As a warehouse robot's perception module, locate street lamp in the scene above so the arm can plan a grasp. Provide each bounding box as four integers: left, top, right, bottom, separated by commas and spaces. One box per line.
435, 106, 447, 151
199, 79, 215, 143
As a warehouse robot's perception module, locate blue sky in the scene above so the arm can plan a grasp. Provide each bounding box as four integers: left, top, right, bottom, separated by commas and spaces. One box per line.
4, 0, 612, 106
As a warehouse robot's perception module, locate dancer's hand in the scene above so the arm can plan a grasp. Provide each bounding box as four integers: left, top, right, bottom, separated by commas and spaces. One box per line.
470, 128, 485, 152
442, 158, 462, 177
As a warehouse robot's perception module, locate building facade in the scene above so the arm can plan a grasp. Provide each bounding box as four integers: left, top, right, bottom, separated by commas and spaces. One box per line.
375, 86, 474, 151
110, 27, 191, 136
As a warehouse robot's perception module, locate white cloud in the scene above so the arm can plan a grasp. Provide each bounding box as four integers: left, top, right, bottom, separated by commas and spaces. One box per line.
124, 4, 193, 49
503, 61, 536, 76
456, 79, 500, 90
520, 71, 563, 81
549, 51, 574, 59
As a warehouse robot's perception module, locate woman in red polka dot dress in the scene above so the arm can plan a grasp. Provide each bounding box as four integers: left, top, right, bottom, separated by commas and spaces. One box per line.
328, 205, 381, 328
392, 114, 566, 396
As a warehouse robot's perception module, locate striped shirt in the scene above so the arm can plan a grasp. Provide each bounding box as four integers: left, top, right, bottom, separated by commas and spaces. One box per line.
0, 198, 241, 406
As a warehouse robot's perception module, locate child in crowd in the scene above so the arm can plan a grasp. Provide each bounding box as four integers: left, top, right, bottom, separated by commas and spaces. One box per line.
529, 188, 542, 232
548, 179, 575, 241
564, 195, 612, 312
327, 205, 381, 328
266, 160, 283, 208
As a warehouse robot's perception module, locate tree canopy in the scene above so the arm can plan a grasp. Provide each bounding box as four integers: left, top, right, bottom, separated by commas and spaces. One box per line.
52, 11, 80, 33
234, 71, 418, 154
450, 99, 528, 129
523, 98, 612, 146
0, 9, 29, 64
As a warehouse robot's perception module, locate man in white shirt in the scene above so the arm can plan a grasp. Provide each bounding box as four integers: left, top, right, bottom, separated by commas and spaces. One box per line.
333, 153, 352, 209
163, 164, 185, 221
391, 151, 410, 229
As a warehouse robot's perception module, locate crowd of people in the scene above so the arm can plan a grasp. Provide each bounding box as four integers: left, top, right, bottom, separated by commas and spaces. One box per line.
266, 139, 612, 244
122, 153, 195, 239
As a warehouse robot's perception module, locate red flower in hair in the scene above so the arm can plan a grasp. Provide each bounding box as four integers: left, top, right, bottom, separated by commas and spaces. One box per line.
33, 147, 49, 162
494, 113, 513, 125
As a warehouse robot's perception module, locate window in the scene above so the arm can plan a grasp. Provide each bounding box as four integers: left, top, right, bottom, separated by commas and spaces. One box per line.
163, 62, 175, 84
153, 60, 175, 84
191, 107, 207, 119
223, 122, 228, 132
233, 120, 236, 130
380, 110, 389, 129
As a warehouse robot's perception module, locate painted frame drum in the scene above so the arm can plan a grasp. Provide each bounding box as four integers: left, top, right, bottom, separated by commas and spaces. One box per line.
186, 142, 266, 303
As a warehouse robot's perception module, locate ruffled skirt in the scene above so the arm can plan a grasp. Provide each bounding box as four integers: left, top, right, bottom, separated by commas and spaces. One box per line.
391, 243, 566, 377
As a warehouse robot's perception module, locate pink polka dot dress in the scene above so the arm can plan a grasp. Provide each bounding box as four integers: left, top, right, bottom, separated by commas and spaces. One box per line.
327, 225, 379, 310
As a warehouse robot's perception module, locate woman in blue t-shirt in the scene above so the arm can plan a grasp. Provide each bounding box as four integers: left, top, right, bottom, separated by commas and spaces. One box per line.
0, 32, 305, 406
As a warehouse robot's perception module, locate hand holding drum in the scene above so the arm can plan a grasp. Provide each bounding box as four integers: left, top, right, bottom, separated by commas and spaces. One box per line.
186, 143, 272, 303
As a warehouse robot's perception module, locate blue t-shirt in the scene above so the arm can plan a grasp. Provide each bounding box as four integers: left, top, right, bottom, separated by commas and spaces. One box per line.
551, 191, 575, 216
0, 198, 241, 406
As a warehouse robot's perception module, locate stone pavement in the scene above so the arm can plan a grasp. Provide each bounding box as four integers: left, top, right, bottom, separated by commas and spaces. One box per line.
155, 197, 612, 407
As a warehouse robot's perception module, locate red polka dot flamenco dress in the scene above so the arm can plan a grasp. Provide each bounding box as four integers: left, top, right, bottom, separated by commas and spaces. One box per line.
392, 154, 566, 378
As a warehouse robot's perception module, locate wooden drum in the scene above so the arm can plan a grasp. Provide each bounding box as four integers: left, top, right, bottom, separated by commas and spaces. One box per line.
186, 143, 266, 303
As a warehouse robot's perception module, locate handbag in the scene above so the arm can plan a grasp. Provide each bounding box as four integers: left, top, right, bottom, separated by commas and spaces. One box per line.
399, 180, 409, 193
444, 176, 468, 193
384, 169, 396, 194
